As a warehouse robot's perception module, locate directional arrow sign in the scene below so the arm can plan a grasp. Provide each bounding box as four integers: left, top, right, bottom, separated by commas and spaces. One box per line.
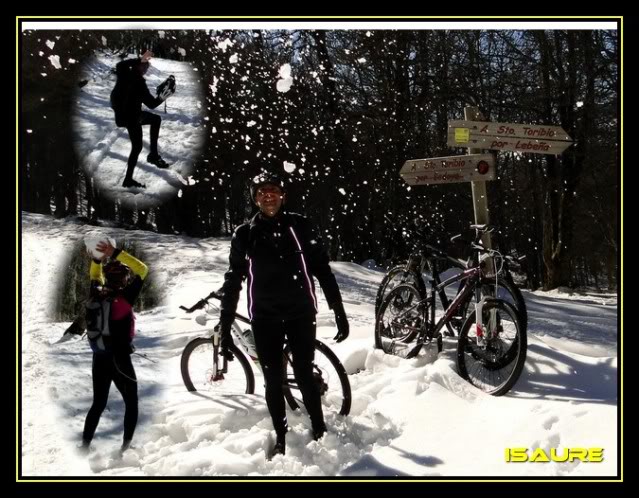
400, 153, 496, 186
447, 119, 573, 155
447, 133, 573, 154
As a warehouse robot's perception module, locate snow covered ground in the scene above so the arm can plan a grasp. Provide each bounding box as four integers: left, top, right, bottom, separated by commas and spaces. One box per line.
20, 212, 618, 477
71, 54, 206, 209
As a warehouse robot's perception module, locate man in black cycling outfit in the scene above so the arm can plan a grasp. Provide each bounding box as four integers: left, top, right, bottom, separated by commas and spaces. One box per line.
218, 172, 349, 458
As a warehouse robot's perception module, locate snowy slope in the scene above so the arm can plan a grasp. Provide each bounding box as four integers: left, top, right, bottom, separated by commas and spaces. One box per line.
20, 213, 618, 477
71, 54, 206, 209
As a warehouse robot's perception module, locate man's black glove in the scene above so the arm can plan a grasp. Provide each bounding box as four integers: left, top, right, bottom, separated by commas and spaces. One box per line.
332, 301, 349, 343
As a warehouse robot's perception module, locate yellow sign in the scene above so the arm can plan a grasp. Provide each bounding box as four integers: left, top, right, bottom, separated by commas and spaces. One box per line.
455, 127, 470, 143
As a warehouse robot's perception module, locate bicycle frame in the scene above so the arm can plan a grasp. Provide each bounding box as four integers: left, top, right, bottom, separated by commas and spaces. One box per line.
389, 264, 495, 358
429, 269, 478, 336
425, 254, 468, 332
428, 265, 498, 340
397, 252, 467, 337
398, 228, 512, 338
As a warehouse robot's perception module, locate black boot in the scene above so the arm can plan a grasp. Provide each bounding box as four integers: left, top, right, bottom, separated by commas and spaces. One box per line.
122, 178, 146, 188
312, 423, 327, 441
78, 438, 91, 455
147, 153, 169, 168
120, 439, 133, 455
268, 433, 286, 460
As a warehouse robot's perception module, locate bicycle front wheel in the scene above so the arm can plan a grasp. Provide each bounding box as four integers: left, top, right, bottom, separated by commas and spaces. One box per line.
283, 340, 352, 416
181, 337, 255, 394
456, 299, 527, 396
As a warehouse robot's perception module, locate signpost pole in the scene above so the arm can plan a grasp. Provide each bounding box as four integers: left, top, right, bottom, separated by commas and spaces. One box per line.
465, 106, 493, 250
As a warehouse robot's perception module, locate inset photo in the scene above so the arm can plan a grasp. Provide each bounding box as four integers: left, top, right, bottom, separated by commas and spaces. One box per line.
72, 39, 207, 208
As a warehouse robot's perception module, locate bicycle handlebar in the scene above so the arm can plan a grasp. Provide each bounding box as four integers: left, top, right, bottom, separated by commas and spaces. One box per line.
180, 290, 252, 325
179, 290, 223, 314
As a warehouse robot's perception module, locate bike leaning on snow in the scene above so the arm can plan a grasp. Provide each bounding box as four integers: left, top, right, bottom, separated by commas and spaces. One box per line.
179, 291, 352, 416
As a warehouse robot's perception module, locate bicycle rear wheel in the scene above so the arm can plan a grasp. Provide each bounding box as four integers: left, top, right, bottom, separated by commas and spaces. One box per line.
181, 337, 255, 394
282, 340, 351, 416
375, 266, 426, 317
375, 284, 425, 353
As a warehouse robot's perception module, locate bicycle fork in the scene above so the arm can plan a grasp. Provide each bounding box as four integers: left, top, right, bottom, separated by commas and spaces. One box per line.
210, 330, 226, 381
474, 298, 498, 346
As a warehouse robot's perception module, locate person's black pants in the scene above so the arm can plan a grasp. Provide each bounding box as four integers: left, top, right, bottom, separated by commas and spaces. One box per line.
124, 111, 161, 180
82, 352, 138, 443
252, 316, 324, 438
